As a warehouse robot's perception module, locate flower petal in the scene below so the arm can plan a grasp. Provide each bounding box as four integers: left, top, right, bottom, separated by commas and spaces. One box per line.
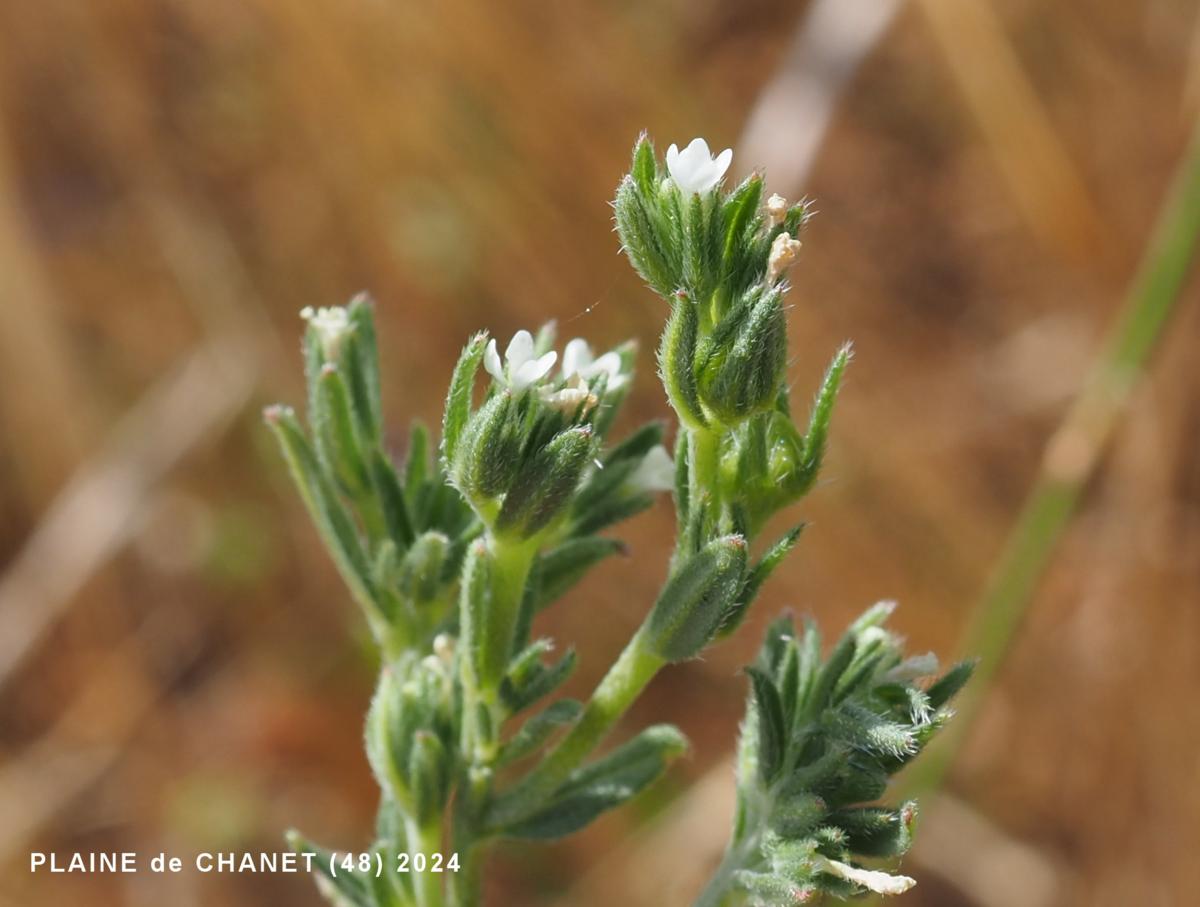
562, 338, 593, 379
505, 330, 535, 372
712, 147, 733, 181
629, 445, 675, 493
512, 350, 557, 391
588, 351, 623, 381
813, 857, 915, 896
484, 339, 504, 382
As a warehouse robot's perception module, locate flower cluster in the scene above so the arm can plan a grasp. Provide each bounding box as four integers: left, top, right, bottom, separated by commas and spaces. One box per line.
266, 135, 963, 907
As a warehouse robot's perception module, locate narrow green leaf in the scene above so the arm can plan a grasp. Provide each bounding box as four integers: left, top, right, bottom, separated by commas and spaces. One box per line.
746, 666, 786, 784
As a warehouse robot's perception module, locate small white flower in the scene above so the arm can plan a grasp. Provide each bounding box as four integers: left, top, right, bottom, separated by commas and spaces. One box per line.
765, 193, 789, 227
812, 856, 916, 896
484, 330, 558, 392
627, 445, 675, 493
562, 338, 626, 390
539, 373, 598, 415
766, 231, 802, 283
301, 305, 353, 361
665, 138, 733, 195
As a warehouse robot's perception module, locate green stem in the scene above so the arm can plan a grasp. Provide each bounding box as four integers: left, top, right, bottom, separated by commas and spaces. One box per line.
689, 425, 722, 509
405, 817, 445, 907
900, 114, 1200, 802
486, 629, 666, 830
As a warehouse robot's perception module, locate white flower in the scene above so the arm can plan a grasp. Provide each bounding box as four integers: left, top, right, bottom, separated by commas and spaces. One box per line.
665, 138, 733, 195
765, 193, 789, 227
627, 445, 675, 493
812, 856, 916, 896
562, 338, 626, 390
766, 231, 802, 283
484, 330, 558, 392
301, 305, 353, 360
539, 373, 598, 415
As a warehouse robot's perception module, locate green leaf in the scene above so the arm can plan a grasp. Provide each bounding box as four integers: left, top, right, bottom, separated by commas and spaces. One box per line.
719, 524, 805, 638
368, 448, 416, 550
264, 406, 382, 632
789, 343, 852, 496
504, 725, 687, 839
314, 363, 370, 495
287, 831, 372, 907
404, 421, 430, 501
498, 699, 583, 767
926, 660, 976, 711
746, 666, 787, 783
500, 647, 577, 715
344, 294, 382, 444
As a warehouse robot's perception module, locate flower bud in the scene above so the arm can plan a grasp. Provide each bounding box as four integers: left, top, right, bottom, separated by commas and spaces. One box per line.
614, 174, 678, 298
398, 531, 450, 605
495, 425, 595, 539
408, 730, 450, 825
696, 286, 787, 423
766, 231, 802, 284
452, 391, 520, 503
643, 534, 748, 662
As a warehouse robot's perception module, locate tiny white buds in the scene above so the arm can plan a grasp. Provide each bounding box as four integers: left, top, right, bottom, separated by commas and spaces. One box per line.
485, 330, 558, 392
766, 231, 802, 284
628, 445, 675, 493
811, 856, 916, 896
433, 633, 455, 664
765, 193, 789, 227
301, 305, 353, 361
665, 138, 733, 195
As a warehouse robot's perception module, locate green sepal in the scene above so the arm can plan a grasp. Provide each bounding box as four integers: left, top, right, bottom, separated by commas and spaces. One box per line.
696, 285, 787, 424
658, 293, 707, 429
614, 174, 678, 298
397, 531, 450, 605
496, 425, 596, 539
441, 332, 488, 468
408, 730, 449, 825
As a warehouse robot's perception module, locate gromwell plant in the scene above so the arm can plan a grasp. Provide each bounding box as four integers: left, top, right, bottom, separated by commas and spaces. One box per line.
265, 133, 970, 907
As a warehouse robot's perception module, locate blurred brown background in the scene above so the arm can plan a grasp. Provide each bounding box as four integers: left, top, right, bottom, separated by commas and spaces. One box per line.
1, 1, 1198, 905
